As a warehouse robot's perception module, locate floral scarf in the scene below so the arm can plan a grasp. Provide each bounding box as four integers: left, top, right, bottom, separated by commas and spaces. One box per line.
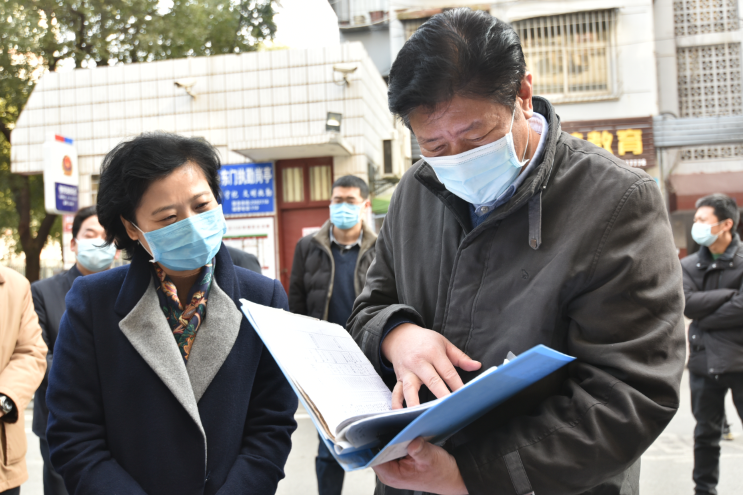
152, 261, 214, 361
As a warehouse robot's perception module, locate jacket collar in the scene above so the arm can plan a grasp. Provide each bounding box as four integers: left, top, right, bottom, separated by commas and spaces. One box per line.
413, 96, 561, 237
65, 264, 82, 287
114, 242, 239, 317
697, 234, 741, 267
313, 219, 377, 258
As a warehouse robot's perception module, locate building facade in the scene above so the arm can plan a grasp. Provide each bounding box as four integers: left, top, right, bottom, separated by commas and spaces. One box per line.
11, 43, 411, 287
334, 0, 743, 256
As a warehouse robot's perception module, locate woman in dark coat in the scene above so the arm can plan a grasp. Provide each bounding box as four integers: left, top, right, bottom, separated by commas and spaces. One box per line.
45, 132, 297, 495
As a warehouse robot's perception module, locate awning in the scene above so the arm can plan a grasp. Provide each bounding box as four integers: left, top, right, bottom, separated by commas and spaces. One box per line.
232, 133, 354, 162
669, 172, 743, 210
653, 115, 743, 148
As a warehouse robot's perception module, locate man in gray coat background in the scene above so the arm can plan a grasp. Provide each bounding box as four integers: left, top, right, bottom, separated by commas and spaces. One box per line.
348, 9, 685, 495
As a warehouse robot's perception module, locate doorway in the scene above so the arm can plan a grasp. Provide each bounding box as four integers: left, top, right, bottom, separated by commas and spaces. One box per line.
277, 157, 333, 291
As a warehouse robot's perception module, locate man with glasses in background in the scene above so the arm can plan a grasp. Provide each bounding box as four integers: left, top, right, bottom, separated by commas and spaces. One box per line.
288, 175, 377, 495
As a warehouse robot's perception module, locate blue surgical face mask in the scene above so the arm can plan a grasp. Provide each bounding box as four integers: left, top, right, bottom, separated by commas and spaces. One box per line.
135, 205, 227, 272
691, 221, 721, 247
330, 202, 362, 230
76, 238, 117, 272
423, 107, 530, 205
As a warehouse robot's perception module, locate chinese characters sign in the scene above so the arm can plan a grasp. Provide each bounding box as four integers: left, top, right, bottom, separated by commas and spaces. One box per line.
561, 117, 655, 168
220, 162, 275, 216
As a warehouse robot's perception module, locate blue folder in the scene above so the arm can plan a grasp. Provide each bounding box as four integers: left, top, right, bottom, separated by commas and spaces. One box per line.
327, 344, 575, 470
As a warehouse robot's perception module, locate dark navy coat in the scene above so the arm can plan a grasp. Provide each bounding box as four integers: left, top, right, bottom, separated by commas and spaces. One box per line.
46, 244, 297, 495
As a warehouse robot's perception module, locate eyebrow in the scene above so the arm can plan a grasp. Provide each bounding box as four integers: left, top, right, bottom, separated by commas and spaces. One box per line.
150, 192, 210, 216
416, 121, 482, 145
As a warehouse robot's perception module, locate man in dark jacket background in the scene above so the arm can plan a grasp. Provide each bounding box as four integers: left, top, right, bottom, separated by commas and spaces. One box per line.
681, 192, 743, 495
348, 9, 685, 495
31, 206, 117, 495
288, 175, 376, 495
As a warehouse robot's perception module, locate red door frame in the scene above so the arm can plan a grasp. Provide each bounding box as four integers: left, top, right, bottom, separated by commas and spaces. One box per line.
276, 157, 334, 291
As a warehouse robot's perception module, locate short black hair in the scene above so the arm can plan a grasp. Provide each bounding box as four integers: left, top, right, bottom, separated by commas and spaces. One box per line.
331, 175, 369, 199
696, 193, 740, 232
97, 132, 222, 257
388, 8, 526, 127
72, 206, 98, 239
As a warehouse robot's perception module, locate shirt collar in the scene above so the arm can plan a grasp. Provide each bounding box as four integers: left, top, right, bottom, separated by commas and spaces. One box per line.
472, 112, 549, 217
329, 224, 363, 249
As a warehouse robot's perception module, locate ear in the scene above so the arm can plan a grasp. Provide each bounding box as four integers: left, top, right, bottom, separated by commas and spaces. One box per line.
70, 237, 78, 254
722, 218, 735, 233
517, 73, 535, 121
120, 215, 140, 242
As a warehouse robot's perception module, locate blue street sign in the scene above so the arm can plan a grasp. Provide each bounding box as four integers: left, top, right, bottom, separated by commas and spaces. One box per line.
219, 162, 275, 216
55, 183, 79, 212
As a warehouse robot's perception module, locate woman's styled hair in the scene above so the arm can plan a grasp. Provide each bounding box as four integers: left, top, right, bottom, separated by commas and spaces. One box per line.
96, 132, 222, 258
388, 8, 527, 127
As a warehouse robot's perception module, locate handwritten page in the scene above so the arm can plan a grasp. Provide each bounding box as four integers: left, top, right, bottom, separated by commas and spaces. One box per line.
241, 301, 392, 437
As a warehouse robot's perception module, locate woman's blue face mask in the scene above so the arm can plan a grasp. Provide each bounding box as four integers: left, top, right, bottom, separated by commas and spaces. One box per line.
135, 205, 227, 272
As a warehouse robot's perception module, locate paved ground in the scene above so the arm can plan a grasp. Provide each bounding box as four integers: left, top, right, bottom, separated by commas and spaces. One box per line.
18, 370, 742, 494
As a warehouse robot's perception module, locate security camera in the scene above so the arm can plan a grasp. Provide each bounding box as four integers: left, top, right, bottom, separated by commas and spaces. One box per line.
174, 79, 197, 98
332, 64, 359, 86
333, 63, 359, 75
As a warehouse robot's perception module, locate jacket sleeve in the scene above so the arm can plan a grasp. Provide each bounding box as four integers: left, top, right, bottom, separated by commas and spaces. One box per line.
348, 193, 425, 376
46, 278, 147, 494
0, 277, 47, 421
217, 280, 298, 494
288, 239, 309, 316
452, 179, 686, 495
696, 277, 743, 330
682, 267, 736, 320
31, 283, 54, 391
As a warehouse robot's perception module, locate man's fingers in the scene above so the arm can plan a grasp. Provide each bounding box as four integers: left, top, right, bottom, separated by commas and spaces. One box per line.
401, 372, 423, 407
445, 342, 482, 372
432, 356, 465, 392
413, 361, 452, 400
407, 437, 425, 457
392, 380, 404, 410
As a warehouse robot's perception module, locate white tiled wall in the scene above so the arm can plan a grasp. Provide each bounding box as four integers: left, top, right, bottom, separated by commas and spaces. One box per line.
11, 42, 393, 185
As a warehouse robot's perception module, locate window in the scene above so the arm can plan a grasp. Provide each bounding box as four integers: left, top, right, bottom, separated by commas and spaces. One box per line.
383, 139, 393, 174
674, 0, 739, 37
309, 165, 332, 201
91, 174, 100, 206
677, 43, 742, 117
402, 17, 430, 40
281, 167, 304, 203
513, 10, 617, 102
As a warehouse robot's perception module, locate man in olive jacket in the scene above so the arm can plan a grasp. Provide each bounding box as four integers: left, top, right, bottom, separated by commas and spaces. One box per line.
348, 10, 685, 495
681, 193, 743, 495
288, 175, 376, 495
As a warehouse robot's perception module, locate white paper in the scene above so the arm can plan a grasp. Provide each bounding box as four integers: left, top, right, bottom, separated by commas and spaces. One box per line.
242, 301, 392, 436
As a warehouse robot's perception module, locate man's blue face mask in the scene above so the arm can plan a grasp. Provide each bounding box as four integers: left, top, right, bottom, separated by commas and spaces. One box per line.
422, 107, 530, 205
76, 238, 117, 272
135, 205, 227, 271
330, 202, 362, 230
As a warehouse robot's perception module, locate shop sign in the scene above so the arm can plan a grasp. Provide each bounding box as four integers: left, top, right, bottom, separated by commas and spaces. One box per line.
561, 117, 656, 168
223, 217, 277, 278
43, 134, 79, 214
219, 162, 275, 215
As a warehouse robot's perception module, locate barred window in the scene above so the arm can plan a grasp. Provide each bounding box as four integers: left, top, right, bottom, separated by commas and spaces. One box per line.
673, 0, 739, 37
679, 144, 743, 160
401, 17, 430, 40
677, 43, 742, 117
513, 10, 617, 102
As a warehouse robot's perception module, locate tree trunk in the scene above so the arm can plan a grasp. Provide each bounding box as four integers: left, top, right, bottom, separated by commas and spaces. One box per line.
14, 175, 58, 282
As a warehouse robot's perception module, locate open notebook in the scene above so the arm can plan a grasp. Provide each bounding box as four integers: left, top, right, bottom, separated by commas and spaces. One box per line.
240, 300, 575, 471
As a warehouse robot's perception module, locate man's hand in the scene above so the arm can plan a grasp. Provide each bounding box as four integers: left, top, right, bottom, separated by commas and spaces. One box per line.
373, 438, 468, 495
382, 323, 481, 408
